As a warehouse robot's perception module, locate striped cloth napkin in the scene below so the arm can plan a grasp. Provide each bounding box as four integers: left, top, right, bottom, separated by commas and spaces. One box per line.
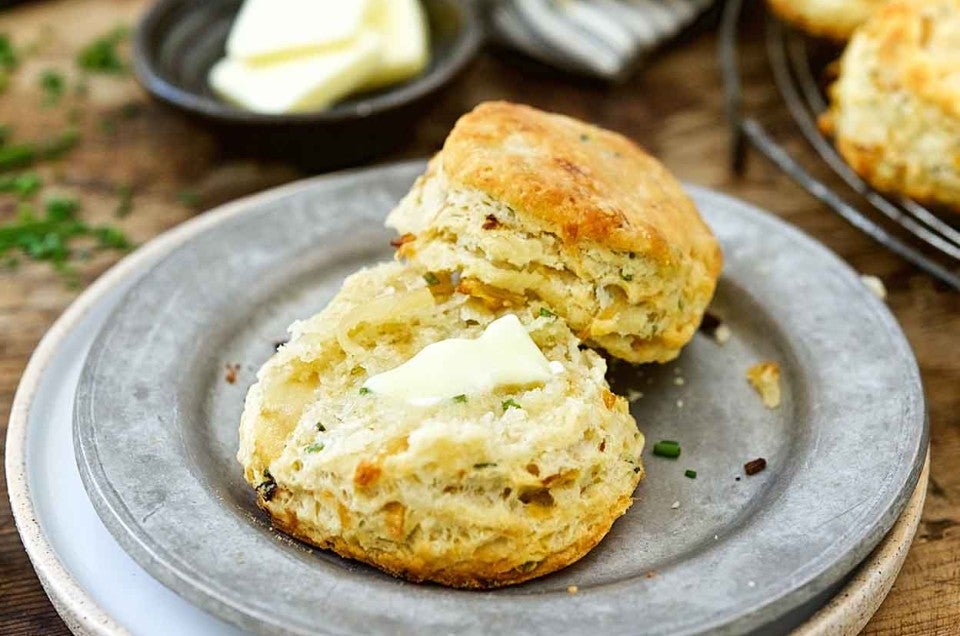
487, 0, 714, 81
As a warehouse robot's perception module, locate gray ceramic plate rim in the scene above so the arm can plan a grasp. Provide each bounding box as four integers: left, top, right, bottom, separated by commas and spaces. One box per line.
73, 161, 928, 635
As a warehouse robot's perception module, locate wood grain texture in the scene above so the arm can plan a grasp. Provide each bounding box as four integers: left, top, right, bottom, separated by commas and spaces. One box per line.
0, 1, 957, 635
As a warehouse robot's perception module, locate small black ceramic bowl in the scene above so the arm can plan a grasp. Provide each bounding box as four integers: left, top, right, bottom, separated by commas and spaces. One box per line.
134, 0, 482, 169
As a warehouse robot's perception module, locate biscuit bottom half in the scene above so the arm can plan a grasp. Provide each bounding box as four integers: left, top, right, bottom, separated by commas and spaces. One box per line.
238, 262, 645, 588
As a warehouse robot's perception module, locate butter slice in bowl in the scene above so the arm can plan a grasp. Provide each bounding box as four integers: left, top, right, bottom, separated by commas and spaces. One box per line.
226, 0, 373, 64
210, 33, 382, 115
362, 0, 431, 90
210, 0, 430, 114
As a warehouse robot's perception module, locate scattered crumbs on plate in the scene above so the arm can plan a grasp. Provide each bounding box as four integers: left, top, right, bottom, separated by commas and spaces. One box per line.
745, 457, 767, 476
676, 398, 684, 409
698, 311, 731, 344
627, 389, 644, 402
567, 585, 578, 595
746, 361, 781, 409
714, 534, 719, 541
714, 324, 731, 344
670, 500, 680, 510
747, 580, 756, 588
674, 376, 685, 386
644, 570, 658, 579
860, 274, 887, 300
225, 363, 241, 384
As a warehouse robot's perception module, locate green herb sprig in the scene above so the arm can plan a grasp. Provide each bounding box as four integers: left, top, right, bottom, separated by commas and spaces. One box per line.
0, 196, 131, 280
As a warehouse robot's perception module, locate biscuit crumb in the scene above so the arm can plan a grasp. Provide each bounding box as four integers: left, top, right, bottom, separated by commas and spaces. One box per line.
860, 275, 887, 300
627, 389, 644, 402
567, 585, 579, 594
699, 312, 730, 344
225, 363, 240, 384
747, 580, 756, 588
746, 361, 781, 409
674, 377, 685, 386
671, 500, 680, 509
714, 324, 731, 344
644, 570, 658, 579
676, 399, 684, 409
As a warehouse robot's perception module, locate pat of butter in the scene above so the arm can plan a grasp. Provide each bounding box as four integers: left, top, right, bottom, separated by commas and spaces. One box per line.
363, 315, 554, 406
226, 0, 372, 64
362, 0, 431, 90
209, 33, 381, 114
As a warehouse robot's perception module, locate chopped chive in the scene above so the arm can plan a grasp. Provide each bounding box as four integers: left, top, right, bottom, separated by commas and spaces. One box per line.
0, 129, 80, 172
453, 394, 467, 403
358, 386, 371, 395
76, 27, 128, 74
684, 469, 697, 479
422, 272, 440, 286
39, 69, 65, 106
0, 172, 41, 198
120, 101, 143, 119
176, 188, 200, 207
305, 442, 324, 453
115, 183, 133, 217
502, 398, 522, 411
653, 440, 681, 459
473, 462, 496, 469
316, 423, 326, 432
538, 307, 556, 318
0, 35, 18, 71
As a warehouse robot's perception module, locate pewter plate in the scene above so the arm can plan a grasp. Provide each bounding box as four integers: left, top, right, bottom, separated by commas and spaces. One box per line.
74, 161, 927, 635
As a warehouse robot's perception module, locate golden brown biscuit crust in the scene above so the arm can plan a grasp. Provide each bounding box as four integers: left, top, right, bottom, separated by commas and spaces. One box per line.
440, 102, 722, 278
767, 0, 889, 41
261, 489, 636, 589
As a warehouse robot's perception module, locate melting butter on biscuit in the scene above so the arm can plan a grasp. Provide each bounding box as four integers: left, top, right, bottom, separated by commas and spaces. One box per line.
363, 314, 555, 405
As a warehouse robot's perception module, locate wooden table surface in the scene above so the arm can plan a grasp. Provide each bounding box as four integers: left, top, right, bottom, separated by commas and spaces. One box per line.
1, 1, 957, 634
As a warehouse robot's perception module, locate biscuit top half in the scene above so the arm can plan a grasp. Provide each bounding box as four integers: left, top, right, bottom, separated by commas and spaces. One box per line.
859, 0, 960, 119
439, 101, 721, 274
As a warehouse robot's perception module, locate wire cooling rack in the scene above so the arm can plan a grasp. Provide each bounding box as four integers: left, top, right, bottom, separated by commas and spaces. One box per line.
719, 0, 960, 290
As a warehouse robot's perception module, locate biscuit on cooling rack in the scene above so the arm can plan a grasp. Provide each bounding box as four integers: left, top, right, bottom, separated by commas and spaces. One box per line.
767, 0, 889, 40
821, 0, 960, 212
